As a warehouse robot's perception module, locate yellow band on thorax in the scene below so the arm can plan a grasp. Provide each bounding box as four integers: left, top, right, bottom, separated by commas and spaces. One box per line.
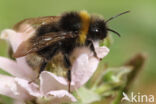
78, 11, 90, 44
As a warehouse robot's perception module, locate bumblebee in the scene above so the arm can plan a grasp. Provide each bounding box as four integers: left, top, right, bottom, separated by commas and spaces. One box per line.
13, 10, 129, 92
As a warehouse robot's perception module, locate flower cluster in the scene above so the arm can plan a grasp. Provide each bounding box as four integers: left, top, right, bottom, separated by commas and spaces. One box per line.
0, 29, 109, 104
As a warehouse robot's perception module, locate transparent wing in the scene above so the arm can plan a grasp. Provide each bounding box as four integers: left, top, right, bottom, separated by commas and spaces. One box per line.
13, 32, 77, 58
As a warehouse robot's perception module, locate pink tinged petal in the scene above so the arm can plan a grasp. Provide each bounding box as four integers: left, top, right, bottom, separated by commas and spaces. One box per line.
15, 78, 41, 97
47, 90, 77, 104
16, 57, 37, 80
40, 71, 74, 94
0, 74, 31, 100
0, 29, 37, 80
0, 57, 33, 80
0, 29, 24, 52
93, 41, 110, 59
71, 43, 109, 88
71, 54, 99, 88
95, 46, 109, 59
0, 28, 35, 52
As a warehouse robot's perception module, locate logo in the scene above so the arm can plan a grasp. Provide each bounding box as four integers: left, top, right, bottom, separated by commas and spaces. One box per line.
121, 92, 155, 103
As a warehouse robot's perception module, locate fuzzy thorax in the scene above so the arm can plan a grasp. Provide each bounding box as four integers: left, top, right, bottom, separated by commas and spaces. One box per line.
78, 11, 90, 45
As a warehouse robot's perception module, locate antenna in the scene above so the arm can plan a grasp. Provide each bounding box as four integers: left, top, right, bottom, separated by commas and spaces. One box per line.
107, 28, 121, 37
106, 10, 130, 23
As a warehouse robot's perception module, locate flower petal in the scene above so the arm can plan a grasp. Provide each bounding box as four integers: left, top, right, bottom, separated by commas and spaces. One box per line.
71, 54, 99, 88
0, 29, 24, 52
0, 74, 31, 100
47, 90, 77, 104
95, 46, 109, 59
15, 78, 41, 97
16, 57, 37, 80
93, 41, 110, 59
71, 44, 109, 88
40, 71, 72, 94
0, 29, 36, 80
0, 28, 35, 52
0, 57, 33, 80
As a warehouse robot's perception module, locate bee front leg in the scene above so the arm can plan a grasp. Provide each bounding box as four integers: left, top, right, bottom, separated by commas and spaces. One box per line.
64, 54, 72, 93
86, 40, 102, 60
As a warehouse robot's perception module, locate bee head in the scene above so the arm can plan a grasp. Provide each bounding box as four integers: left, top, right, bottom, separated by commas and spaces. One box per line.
59, 12, 81, 34
87, 11, 130, 41
87, 18, 107, 41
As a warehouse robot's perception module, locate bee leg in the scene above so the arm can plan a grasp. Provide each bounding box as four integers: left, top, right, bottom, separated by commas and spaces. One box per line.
28, 59, 48, 84
64, 54, 72, 93
67, 70, 71, 93
86, 40, 102, 60
39, 58, 48, 74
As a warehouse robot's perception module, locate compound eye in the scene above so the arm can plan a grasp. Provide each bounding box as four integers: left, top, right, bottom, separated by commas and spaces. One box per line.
93, 28, 99, 32
91, 27, 100, 34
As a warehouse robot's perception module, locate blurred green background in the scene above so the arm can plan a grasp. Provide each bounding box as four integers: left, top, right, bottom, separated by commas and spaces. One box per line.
0, 0, 156, 103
